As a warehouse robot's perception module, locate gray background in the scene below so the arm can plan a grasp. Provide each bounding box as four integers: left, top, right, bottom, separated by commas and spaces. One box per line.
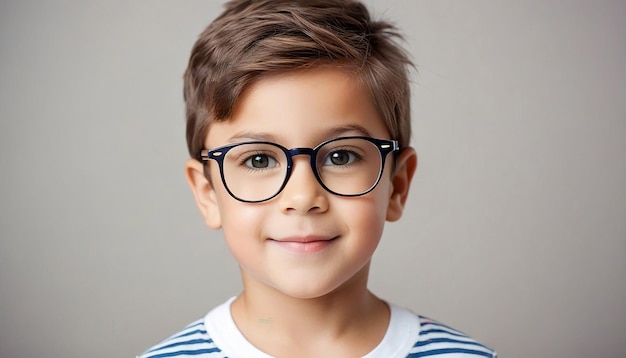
1, 0, 625, 357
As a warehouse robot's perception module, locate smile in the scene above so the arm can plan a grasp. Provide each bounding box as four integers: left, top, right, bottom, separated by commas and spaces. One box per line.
269, 236, 338, 254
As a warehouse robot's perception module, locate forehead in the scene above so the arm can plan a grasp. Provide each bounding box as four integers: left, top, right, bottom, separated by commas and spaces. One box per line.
206, 68, 390, 148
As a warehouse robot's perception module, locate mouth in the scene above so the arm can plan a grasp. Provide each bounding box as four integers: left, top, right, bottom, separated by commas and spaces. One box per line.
269, 235, 338, 254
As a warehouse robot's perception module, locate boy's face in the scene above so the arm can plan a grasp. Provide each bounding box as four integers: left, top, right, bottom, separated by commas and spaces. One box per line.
186, 68, 416, 299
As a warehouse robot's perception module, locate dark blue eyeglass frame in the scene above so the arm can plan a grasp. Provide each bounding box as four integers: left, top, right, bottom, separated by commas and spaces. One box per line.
200, 136, 400, 203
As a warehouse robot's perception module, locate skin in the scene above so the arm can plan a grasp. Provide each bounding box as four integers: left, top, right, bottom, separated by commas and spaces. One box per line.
185, 68, 417, 357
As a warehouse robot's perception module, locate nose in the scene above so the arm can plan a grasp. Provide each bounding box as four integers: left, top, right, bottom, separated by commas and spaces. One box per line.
278, 156, 329, 214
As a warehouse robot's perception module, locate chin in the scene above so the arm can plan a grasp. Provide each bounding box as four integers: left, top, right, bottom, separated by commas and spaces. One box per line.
273, 271, 366, 301
274, 284, 338, 300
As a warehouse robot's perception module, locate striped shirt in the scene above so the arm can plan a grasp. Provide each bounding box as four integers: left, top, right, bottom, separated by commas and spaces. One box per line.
139, 298, 496, 358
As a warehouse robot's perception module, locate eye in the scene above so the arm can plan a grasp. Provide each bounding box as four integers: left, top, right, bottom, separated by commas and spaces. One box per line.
324, 150, 358, 166
244, 154, 277, 169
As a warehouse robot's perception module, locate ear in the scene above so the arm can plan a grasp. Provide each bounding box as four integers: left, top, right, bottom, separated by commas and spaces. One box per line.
386, 147, 418, 222
185, 158, 222, 229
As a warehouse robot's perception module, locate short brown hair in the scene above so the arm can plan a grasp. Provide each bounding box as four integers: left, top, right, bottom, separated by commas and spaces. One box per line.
184, 0, 413, 160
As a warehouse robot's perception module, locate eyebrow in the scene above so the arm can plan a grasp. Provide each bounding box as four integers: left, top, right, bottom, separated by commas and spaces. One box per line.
227, 132, 279, 143
227, 124, 375, 145
324, 124, 374, 138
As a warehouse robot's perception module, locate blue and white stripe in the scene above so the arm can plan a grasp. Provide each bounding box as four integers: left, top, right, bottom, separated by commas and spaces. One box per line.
138, 320, 225, 358
407, 317, 497, 357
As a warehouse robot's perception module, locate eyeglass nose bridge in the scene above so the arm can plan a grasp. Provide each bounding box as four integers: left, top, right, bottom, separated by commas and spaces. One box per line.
283, 147, 321, 182
285, 147, 316, 162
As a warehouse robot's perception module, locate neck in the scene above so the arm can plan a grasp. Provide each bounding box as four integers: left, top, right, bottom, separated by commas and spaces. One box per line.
231, 263, 390, 356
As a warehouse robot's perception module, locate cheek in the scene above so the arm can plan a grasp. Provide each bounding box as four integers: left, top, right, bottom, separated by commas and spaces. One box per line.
220, 200, 264, 237
370, 177, 394, 220
359, 181, 393, 241
215, 191, 265, 247
213, 179, 261, 228
219, 204, 267, 271
339, 190, 389, 240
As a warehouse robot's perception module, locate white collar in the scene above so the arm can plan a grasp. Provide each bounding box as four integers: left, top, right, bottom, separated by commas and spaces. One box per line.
204, 296, 420, 358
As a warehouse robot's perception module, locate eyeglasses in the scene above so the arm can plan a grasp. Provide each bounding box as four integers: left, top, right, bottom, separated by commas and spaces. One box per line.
200, 136, 399, 203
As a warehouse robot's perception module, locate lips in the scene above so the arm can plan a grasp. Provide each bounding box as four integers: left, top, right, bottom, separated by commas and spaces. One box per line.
269, 235, 337, 253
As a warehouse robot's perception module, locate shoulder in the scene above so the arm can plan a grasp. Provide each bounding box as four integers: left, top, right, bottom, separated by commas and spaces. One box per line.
137, 318, 225, 358
407, 315, 498, 357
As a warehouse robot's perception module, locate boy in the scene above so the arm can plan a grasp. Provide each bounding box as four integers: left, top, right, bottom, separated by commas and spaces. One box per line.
140, 0, 497, 357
